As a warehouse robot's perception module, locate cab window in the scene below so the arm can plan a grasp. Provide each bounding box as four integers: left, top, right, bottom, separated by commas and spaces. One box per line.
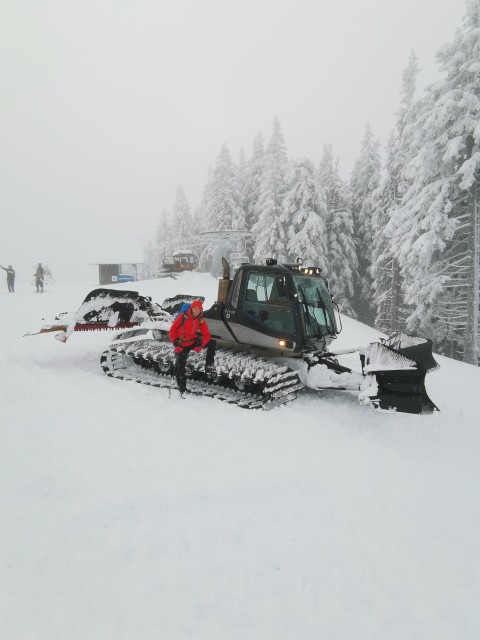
243, 272, 294, 333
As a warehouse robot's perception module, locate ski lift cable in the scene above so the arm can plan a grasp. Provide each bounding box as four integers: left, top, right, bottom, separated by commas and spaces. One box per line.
150, 229, 252, 252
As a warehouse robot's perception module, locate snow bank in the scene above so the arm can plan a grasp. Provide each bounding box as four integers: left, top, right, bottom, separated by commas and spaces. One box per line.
1, 273, 479, 639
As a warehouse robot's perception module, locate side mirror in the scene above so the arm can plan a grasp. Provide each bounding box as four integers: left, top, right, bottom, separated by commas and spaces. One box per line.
333, 301, 343, 334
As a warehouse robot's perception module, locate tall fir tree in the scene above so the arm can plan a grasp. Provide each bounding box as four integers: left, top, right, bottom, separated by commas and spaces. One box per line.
240, 133, 265, 261
371, 131, 399, 332
393, 1, 480, 364
191, 204, 202, 240
197, 166, 215, 272
172, 185, 194, 249
283, 158, 329, 268
198, 144, 245, 272
372, 51, 420, 333
203, 143, 245, 231
350, 123, 381, 325
253, 118, 289, 263
154, 208, 174, 271
237, 146, 248, 229
319, 145, 358, 316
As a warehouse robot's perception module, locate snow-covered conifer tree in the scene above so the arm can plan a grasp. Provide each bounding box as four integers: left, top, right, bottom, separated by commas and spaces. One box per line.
172, 185, 194, 249
191, 204, 202, 240
154, 208, 174, 271
253, 118, 288, 263
372, 51, 420, 333
371, 132, 399, 332
240, 133, 265, 261
350, 123, 381, 325
197, 166, 215, 272
198, 144, 246, 272
283, 158, 329, 268
319, 145, 358, 316
203, 143, 245, 232
395, 2, 480, 364
238, 146, 247, 225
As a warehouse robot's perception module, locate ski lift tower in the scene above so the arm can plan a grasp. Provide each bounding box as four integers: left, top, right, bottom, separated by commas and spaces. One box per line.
199, 229, 252, 277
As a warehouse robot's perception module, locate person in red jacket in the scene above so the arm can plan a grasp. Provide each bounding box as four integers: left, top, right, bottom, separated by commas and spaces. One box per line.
169, 299, 216, 394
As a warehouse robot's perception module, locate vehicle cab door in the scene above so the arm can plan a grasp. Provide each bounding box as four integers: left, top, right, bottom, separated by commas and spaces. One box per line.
225, 267, 299, 350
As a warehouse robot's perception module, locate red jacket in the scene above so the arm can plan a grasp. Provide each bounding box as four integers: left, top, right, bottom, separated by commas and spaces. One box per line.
169, 309, 211, 353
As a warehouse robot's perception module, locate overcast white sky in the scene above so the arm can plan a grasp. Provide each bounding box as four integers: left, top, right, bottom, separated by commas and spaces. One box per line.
0, 0, 467, 282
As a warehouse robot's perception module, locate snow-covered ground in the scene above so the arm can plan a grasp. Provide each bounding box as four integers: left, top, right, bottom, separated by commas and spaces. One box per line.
1, 272, 479, 640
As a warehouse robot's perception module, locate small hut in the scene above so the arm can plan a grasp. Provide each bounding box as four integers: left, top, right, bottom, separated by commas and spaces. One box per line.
89, 241, 145, 285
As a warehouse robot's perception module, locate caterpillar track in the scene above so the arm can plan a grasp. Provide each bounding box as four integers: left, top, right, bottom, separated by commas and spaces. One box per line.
100, 339, 304, 409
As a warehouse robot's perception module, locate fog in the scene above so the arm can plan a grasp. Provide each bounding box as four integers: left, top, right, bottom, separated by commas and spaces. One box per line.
0, 0, 466, 284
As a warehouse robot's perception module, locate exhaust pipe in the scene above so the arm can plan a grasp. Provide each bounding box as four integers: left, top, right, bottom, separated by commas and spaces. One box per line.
217, 257, 232, 304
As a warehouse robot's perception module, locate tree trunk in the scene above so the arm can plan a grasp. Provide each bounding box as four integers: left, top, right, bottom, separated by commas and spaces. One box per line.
463, 170, 480, 364
390, 258, 400, 332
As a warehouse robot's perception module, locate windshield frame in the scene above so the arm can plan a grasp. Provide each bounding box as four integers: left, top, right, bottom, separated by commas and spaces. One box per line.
292, 274, 338, 338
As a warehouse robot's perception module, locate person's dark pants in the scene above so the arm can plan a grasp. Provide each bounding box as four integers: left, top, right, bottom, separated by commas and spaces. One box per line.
175, 339, 216, 392
7, 279, 14, 292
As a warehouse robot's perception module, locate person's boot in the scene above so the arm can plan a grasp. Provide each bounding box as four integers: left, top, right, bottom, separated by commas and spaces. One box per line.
177, 377, 187, 397
205, 363, 216, 377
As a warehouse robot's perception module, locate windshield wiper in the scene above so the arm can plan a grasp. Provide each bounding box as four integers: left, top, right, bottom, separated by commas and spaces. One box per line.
298, 286, 311, 326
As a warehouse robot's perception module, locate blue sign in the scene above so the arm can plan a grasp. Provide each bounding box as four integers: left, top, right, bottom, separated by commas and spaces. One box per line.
112, 275, 134, 283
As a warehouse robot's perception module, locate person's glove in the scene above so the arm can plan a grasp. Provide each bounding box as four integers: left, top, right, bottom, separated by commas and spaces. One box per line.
194, 336, 202, 347
173, 338, 182, 347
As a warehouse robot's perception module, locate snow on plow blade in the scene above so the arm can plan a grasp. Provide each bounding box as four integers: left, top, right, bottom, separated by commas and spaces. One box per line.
72, 288, 155, 325
24, 288, 158, 340
364, 333, 439, 414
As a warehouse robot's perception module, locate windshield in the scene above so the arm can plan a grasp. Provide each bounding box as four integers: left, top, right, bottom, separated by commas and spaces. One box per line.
292, 274, 337, 338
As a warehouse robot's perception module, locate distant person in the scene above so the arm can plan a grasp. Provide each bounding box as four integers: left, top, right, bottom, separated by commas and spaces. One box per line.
0, 264, 15, 292
35, 263, 45, 293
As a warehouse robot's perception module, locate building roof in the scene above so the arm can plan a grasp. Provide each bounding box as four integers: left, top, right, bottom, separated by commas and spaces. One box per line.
173, 249, 197, 256
88, 241, 145, 265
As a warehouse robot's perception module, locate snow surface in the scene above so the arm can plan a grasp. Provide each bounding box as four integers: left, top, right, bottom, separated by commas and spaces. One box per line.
1, 272, 479, 640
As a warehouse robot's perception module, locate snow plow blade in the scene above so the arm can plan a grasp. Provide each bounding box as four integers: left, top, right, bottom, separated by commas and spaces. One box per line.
24, 288, 159, 340
364, 333, 439, 414
72, 288, 156, 325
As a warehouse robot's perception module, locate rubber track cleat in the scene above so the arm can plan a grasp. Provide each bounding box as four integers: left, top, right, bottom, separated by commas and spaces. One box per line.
204, 364, 216, 378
